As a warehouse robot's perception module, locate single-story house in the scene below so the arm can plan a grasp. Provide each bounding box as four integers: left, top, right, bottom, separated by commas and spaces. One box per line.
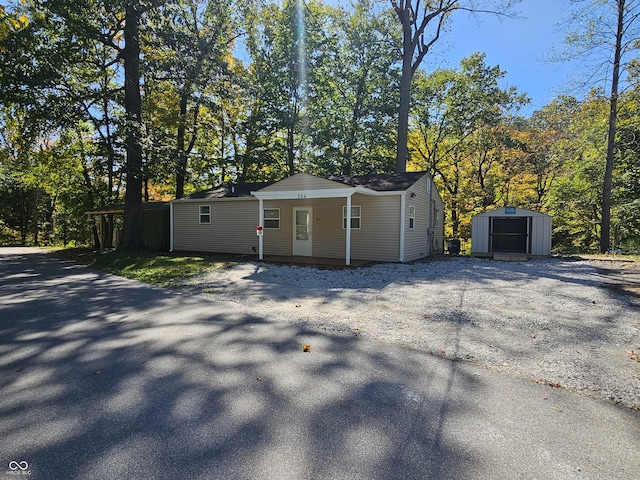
471, 206, 552, 256
170, 172, 445, 265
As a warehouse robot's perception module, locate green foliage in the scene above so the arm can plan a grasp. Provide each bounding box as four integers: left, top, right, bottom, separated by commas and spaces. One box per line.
410, 53, 528, 237
0, 0, 638, 254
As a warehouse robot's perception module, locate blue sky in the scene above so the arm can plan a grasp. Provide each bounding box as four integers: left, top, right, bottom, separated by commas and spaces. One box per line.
325, 0, 583, 116
423, 0, 582, 116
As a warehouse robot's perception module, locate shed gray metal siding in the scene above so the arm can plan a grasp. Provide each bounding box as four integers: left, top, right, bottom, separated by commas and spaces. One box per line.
471, 207, 552, 256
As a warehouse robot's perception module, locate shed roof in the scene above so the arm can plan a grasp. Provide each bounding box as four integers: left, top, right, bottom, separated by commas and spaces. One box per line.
474, 207, 551, 218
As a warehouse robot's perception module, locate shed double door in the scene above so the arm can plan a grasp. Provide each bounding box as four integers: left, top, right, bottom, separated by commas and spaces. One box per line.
490, 217, 530, 254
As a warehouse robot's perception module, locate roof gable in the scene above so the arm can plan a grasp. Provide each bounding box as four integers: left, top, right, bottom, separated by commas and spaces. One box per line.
258, 172, 352, 192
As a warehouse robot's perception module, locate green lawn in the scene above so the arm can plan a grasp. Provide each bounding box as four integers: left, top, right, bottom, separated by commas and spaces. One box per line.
54, 248, 237, 286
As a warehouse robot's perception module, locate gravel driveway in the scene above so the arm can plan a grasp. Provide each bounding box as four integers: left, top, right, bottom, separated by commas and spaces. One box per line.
177, 256, 640, 409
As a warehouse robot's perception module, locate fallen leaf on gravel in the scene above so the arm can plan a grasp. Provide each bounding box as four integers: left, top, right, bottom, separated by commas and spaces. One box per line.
94, 370, 101, 375
422, 314, 429, 319
295, 304, 301, 308
256, 376, 262, 381
303, 344, 311, 352
534, 379, 562, 388
626, 404, 639, 411
552, 406, 563, 412
626, 350, 640, 362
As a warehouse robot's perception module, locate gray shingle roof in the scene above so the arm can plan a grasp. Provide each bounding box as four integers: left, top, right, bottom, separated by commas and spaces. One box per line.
328, 172, 427, 191
181, 182, 275, 200
180, 172, 427, 201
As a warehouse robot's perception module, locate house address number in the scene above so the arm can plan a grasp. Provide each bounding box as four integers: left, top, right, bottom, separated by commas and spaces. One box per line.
297, 193, 307, 198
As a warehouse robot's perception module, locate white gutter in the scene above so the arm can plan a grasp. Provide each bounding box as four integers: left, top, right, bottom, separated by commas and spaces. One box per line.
399, 192, 406, 262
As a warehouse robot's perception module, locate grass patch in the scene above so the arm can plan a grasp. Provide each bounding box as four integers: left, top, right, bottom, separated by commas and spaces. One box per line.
54, 248, 237, 287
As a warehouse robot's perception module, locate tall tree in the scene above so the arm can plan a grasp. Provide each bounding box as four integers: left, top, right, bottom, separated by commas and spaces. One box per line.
120, 2, 145, 249
410, 53, 527, 236
144, 0, 236, 198
559, 0, 640, 252
309, 0, 399, 175
389, 0, 517, 173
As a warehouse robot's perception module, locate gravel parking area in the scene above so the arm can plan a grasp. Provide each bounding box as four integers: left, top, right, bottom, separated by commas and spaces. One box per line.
178, 256, 640, 409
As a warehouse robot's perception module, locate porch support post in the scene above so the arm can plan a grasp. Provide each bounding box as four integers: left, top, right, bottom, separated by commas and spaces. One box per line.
258, 198, 264, 260
399, 192, 406, 262
169, 202, 174, 252
345, 194, 352, 266
98, 215, 104, 251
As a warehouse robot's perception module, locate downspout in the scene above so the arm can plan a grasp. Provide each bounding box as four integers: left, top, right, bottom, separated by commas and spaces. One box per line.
259, 198, 264, 260
399, 192, 406, 262
169, 202, 174, 252
346, 194, 352, 266
428, 175, 434, 254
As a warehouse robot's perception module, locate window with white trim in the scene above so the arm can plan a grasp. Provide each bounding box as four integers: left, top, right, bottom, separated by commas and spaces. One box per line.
409, 205, 416, 230
199, 205, 211, 224
342, 205, 361, 229
264, 208, 280, 229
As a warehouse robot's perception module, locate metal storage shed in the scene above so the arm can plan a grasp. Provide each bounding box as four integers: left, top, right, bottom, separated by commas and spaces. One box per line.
471, 207, 552, 256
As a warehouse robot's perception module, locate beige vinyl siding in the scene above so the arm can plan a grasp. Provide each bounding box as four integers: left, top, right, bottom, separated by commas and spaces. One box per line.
404, 174, 445, 261
310, 198, 349, 258
172, 199, 259, 254
261, 198, 347, 257
350, 194, 401, 262
261, 200, 294, 256
259, 196, 401, 261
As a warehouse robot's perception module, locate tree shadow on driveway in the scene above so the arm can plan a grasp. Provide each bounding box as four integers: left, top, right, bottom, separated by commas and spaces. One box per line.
0, 250, 638, 480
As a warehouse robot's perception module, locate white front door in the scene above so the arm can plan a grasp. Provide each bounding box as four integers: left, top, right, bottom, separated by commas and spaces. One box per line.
293, 207, 313, 256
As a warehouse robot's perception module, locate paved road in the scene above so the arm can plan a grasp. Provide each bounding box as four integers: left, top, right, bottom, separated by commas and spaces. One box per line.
1, 248, 639, 480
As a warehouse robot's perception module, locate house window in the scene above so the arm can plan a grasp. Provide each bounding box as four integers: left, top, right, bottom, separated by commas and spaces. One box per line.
343, 205, 361, 229
264, 208, 280, 229
199, 205, 211, 224
409, 205, 416, 230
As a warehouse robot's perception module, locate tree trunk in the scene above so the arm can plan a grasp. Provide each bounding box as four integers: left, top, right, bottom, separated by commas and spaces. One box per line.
119, 4, 145, 250
175, 90, 189, 199
395, 28, 413, 173
600, 0, 625, 253
287, 121, 295, 176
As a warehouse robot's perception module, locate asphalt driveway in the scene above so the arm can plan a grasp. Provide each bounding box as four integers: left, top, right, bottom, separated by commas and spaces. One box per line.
1, 248, 639, 480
